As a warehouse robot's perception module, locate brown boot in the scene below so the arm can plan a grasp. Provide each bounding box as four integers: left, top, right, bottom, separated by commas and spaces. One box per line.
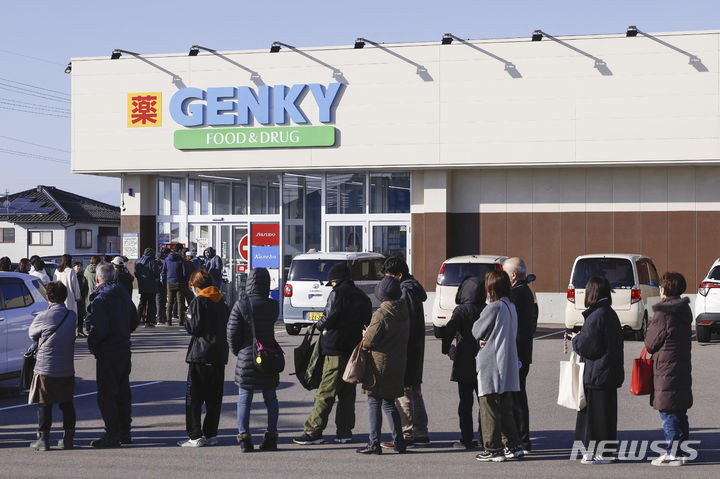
259, 432, 278, 451
237, 433, 254, 452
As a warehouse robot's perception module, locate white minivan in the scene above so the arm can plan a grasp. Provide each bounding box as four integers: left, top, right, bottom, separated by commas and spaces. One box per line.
694, 258, 720, 343
0, 272, 49, 381
431, 255, 508, 338
565, 254, 661, 340
282, 252, 385, 335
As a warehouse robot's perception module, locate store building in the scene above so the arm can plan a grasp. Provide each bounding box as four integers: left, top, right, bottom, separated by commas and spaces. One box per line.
70, 30, 720, 312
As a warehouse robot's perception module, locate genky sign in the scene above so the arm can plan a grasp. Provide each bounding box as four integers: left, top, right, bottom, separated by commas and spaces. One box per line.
169, 83, 342, 150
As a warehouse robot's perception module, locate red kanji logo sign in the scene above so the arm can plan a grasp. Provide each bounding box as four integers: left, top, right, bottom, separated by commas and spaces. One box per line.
127, 92, 162, 127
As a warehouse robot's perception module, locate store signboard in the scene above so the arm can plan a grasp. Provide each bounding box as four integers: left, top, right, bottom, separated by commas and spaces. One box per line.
251, 246, 280, 268
122, 232, 139, 260
174, 125, 335, 150
252, 223, 280, 246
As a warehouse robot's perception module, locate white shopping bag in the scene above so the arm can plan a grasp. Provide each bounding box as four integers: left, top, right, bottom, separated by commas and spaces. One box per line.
557, 351, 586, 411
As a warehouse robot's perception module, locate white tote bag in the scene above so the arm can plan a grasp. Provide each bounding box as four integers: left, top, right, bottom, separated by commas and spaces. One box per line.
557, 351, 587, 411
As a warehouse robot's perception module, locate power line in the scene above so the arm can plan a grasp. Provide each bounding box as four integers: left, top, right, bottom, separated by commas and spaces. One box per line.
0, 83, 70, 103
0, 99, 70, 113
0, 147, 70, 164
0, 76, 70, 97
0, 49, 65, 67
0, 105, 70, 119
0, 135, 70, 153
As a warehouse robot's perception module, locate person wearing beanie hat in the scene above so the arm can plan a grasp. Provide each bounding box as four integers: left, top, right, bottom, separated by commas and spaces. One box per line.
294, 261, 372, 446
135, 247, 161, 327
357, 275, 410, 455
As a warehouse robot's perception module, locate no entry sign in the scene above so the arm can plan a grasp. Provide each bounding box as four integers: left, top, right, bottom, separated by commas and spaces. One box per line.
238, 234, 249, 261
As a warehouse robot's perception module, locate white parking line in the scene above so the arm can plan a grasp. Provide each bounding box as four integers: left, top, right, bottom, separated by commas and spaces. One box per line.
0, 380, 163, 412
534, 330, 566, 340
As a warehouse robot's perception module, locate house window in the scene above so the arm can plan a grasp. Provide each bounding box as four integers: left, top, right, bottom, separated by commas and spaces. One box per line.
75, 229, 92, 249
29, 231, 53, 246
0, 228, 14, 243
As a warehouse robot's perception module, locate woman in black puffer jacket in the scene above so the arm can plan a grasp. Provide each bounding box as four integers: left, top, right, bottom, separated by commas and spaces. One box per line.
441, 276, 486, 450
227, 268, 280, 452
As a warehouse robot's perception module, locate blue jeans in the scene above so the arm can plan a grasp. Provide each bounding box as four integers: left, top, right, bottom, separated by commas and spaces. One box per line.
659, 410, 689, 454
237, 387, 279, 435
367, 395, 404, 447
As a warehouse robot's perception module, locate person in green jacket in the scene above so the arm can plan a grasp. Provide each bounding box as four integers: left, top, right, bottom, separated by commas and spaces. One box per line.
84, 256, 101, 309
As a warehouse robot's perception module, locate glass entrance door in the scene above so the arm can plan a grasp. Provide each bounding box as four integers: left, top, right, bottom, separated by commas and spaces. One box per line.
326, 223, 365, 252
370, 222, 410, 263
218, 224, 249, 306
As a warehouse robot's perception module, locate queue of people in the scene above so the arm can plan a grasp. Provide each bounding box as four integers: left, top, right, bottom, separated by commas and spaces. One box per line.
14, 250, 695, 466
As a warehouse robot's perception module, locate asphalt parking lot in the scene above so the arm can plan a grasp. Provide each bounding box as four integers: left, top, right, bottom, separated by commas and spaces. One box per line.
1, 324, 718, 479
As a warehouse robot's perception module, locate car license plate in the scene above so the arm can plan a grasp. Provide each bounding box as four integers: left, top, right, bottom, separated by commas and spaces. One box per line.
307, 311, 323, 321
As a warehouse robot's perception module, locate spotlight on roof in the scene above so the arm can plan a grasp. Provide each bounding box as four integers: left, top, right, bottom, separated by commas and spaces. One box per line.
64, 62, 72, 74
270, 42, 282, 53
188, 46, 200, 56
532, 30, 543, 42
441, 33, 453, 45
110, 49, 122, 59
626, 25, 638, 37
354, 38, 365, 49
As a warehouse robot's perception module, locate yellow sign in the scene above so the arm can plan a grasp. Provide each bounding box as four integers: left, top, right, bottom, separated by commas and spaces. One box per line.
127, 92, 162, 127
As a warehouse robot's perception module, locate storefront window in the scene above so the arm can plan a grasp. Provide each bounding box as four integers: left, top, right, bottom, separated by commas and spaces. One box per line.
233, 179, 248, 215
372, 225, 408, 258
251, 173, 280, 214
188, 180, 196, 215
158, 178, 167, 215
200, 182, 210, 215
370, 172, 410, 213
328, 225, 363, 252
326, 173, 365, 214
214, 183, 231, 215
171, 179, 181, 215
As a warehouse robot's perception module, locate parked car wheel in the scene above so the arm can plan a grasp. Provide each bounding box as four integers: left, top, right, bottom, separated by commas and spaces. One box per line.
634, 313, 648, 341
285, 324, 302, 336
696, 325, 711, 343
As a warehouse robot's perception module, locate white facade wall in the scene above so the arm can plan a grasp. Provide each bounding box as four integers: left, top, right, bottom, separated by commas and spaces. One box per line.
72, 30, 720, 175
0, 222, 117, 261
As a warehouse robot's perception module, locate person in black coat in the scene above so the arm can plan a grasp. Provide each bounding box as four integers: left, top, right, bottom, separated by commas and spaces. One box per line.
177, 270, 229, 448
134, 248, 160, 328
155, 248, 170, 325
111, 257, 134, 298
227, 268, 281, 452
294, 263, 372, 445
441, 276, 486, 450
383, 255, 430, 445
86, 263, 139, 448
569, 276, 624, 465
73, 262, 89, 337
503, 257, 538, 452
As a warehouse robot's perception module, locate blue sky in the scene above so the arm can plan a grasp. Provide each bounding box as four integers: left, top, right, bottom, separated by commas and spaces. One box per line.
1, 0, 718, 205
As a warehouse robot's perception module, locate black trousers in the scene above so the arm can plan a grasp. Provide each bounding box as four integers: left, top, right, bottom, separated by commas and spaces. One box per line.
166, 283, 185, 325
38, 401, 76, 431
511, 363, 531, 449
575, 387, 618, 449
457, 380, 482, 446
155, 290, 166, 323
96, 351, 132, 440
138, 292, 157, 325
185, 363, 225, 440
76, 300, 86, 334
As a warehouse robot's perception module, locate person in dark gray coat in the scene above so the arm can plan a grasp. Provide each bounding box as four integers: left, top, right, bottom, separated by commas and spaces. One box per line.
204, 247, 224, 288
28, 281, 77, 451
227, 268, 280, 452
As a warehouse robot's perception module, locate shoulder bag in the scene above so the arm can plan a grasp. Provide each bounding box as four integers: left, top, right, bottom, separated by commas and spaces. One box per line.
246, 296, 285, 375
630, 347, 653, 395
20, 310, 70, 390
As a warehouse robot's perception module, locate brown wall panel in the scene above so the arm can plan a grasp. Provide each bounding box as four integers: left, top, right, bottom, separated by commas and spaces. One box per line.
613, 212, 642, 254
412, 212, 447, 293
480, 213, 507, 257
641, 212, 668, 276
668, 211, 696, 289
586, 212, 613, 254
447, 213, 480, 257
121, 214, 157, 286
506, 212, 532, 266
532, 213, 562, 292
560, 212, 586, 289
411, 213, 426, 290
696, 211, 720, 286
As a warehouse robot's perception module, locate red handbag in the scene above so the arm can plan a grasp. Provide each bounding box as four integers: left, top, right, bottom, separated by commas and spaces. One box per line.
630, 347, 653, 395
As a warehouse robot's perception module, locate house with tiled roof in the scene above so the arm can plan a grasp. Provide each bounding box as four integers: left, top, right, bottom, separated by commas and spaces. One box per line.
0, 185, 120, 261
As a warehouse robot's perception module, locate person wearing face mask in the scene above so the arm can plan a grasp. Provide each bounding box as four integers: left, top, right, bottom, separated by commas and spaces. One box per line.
177, 270, 230, 447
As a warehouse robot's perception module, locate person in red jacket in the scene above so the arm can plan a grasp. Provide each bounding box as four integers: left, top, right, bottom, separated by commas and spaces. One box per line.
645, 272, 693, 466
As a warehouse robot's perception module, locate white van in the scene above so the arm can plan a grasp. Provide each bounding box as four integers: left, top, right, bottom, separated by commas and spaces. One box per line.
431, 255, 508, 338
564, 254, 661, 340
0, 272, 49, 381
282, 252, 385, 335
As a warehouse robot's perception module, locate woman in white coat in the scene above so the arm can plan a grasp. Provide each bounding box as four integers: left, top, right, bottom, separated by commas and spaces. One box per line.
53, 254, 81, 318
471, 269, 523, 462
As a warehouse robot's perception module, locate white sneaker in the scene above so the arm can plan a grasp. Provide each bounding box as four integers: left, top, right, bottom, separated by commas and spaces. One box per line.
580, 454, 611, 465
177, 437, 206, 447
204, 436, 218, 446
651, 454, 683, 466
